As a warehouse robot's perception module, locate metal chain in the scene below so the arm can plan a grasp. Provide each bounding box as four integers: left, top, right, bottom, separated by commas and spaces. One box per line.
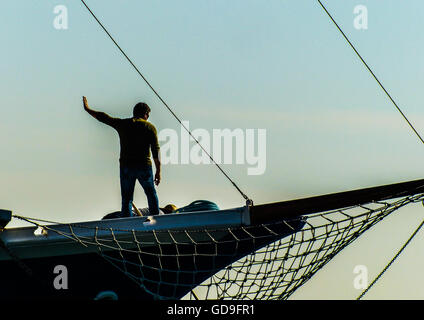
357, 218, 424, 299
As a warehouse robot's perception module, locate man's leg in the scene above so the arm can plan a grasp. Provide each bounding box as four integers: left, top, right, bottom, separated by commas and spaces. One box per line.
120, 166, 136, 217
137, 166, 159, 215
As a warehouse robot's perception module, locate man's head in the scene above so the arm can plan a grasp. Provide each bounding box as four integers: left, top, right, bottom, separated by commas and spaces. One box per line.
133, 102, 151, 120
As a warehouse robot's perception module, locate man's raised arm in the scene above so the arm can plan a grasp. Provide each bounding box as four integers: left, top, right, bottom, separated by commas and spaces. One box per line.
82, 96, 117, 127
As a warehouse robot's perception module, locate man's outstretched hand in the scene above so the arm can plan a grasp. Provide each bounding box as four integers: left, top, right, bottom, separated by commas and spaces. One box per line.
82, 96, 89, 111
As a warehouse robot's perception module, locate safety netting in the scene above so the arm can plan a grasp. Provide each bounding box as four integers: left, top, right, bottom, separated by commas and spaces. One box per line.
13, 191, 424, 300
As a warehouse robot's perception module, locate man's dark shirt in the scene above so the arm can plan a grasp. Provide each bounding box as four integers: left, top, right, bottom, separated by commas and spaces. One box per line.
96, 113, 160, 166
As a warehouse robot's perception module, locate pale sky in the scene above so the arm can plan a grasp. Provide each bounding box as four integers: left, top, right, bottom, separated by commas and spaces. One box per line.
1, 0, 424, 299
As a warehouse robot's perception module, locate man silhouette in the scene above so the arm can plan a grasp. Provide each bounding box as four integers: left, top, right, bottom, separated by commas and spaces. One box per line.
83, 96, 161, 217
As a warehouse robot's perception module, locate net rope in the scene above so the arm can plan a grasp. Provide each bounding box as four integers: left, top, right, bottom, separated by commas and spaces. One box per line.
13, 193, 424, 300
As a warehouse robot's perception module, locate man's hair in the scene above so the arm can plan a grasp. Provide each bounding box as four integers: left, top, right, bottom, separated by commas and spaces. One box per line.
133, 102, 151, 118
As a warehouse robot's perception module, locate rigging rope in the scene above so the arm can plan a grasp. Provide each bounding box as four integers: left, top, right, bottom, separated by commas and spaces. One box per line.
317, 0, 424, 298
317, 0, 424, 145
79, 0, 252, 205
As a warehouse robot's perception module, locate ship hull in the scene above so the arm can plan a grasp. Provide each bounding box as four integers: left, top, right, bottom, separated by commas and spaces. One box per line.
0, 208, 304, 300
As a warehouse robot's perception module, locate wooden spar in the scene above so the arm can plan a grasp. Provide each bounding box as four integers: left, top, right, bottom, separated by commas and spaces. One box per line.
132, 203, 143, 217
249, 178, 424, 225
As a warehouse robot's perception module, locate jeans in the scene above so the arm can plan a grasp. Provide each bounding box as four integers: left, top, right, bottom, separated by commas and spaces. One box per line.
119, 165, 159, 217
